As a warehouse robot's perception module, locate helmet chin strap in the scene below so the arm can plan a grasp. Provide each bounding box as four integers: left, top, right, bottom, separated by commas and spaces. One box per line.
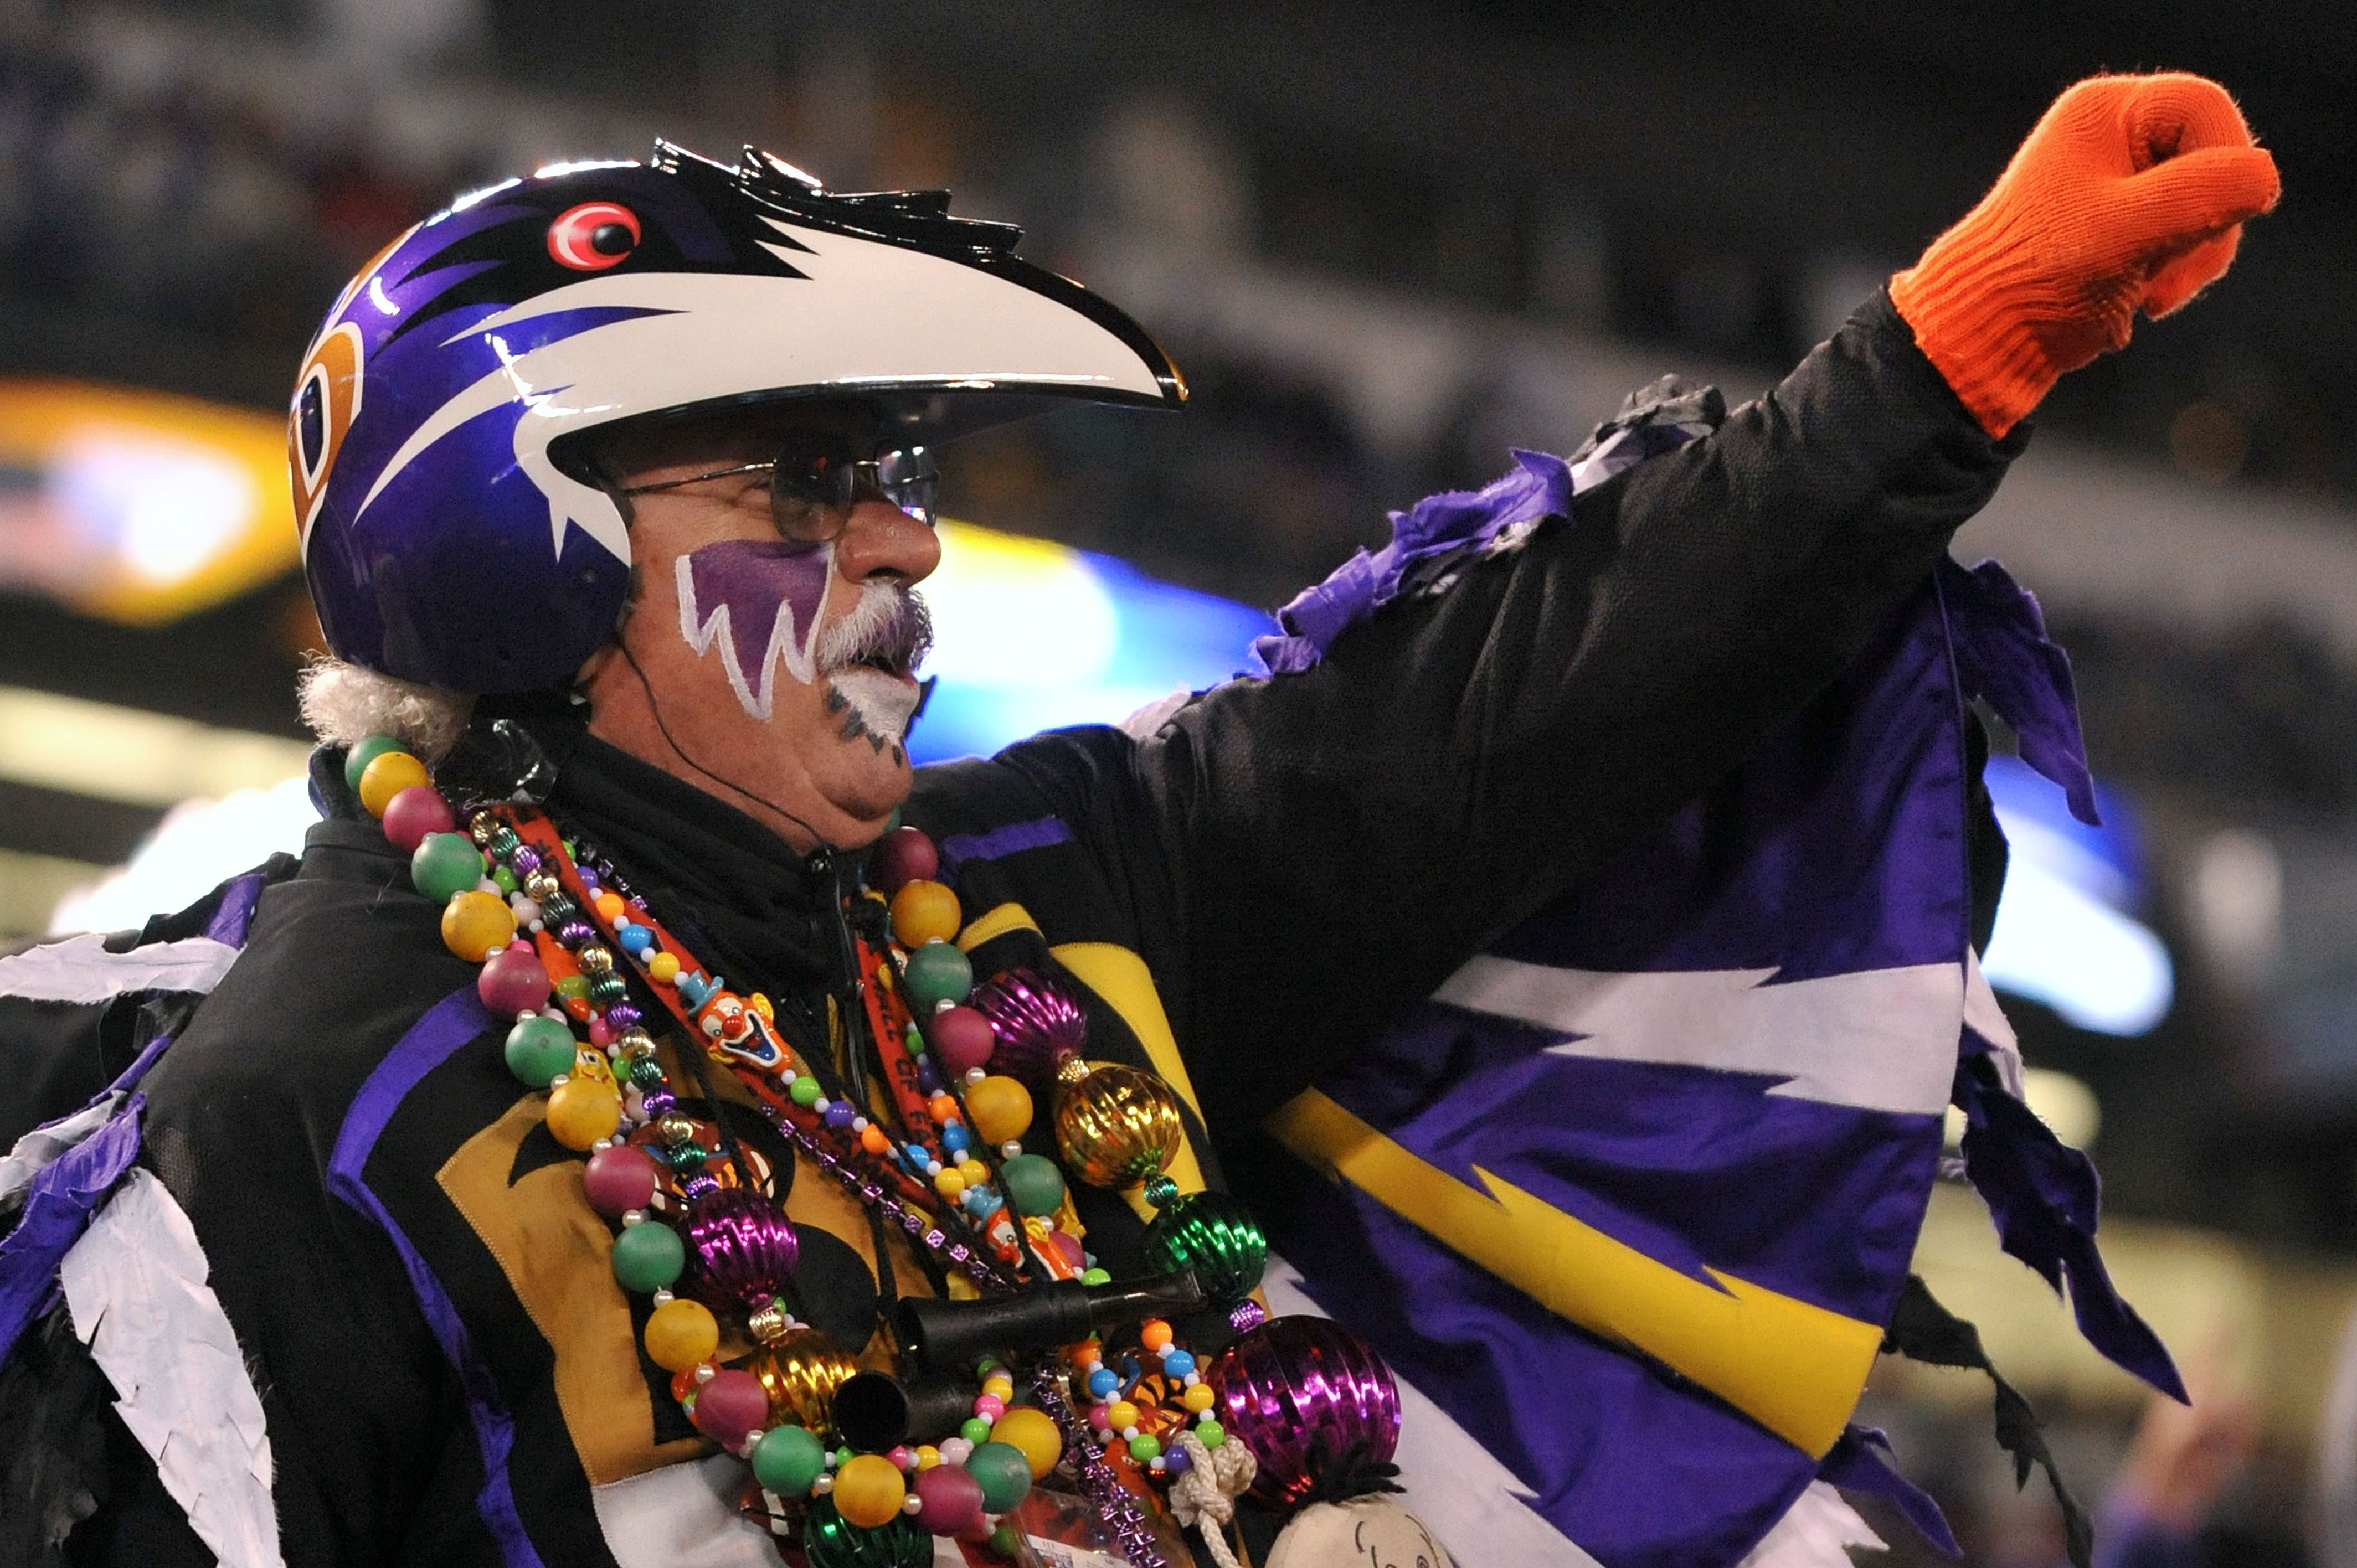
613, 637, 841, 857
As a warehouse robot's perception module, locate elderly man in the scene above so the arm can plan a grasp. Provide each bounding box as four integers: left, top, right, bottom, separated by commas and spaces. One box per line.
0, 74, 2277, 1568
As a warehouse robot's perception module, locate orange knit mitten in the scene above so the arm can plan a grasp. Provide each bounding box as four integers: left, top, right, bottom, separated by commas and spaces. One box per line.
1891, 73, 2280, 439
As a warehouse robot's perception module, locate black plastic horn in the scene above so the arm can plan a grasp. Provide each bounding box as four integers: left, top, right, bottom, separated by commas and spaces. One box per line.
894, 1270, 1207, 1375
830, 1370, 980, 1451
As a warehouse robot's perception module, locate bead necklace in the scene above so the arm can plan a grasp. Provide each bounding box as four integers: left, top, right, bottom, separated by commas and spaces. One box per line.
346, 735, 1396, 1568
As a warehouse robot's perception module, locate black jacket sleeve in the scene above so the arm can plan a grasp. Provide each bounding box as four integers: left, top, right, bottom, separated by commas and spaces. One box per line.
1017, 293, 2024, 1134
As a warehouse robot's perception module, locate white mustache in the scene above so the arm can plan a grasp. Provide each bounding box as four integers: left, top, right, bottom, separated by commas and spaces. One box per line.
816, 580, 931, 674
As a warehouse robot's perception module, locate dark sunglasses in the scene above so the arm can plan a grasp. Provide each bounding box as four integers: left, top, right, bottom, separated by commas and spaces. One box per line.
618, 439, 940, 543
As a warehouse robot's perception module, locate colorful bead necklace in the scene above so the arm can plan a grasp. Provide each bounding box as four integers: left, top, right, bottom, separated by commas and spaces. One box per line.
346, 735, 1396, 1568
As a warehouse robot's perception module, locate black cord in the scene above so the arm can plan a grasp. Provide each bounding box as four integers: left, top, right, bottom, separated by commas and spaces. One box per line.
614, 639, 836, 854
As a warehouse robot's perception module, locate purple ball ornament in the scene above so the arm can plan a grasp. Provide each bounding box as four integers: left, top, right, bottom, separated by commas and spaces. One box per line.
967, 968, 1087, 1087
1205, 1316, 1400, 1508
682, 1187, 800, 1310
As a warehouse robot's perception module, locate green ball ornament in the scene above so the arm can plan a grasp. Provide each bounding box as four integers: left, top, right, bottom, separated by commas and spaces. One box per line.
609, 1220, 685, 1292
343, 734, 403, 792
1138, 1190, 1269, 1307
505, 1015, 578, 1086
789, 1075, 824, 1107
1128, 1433, 1162, 1462
900, 941, 974, 1013
998, 1153, 1067, 1219
963, 1440, 1033, 1513
413, 832, 487, 903
959, 1415, 992, 1446
752, 1423, 826, 1495
1196, 1419, 1225, 1449
799, 1497, 932, 1568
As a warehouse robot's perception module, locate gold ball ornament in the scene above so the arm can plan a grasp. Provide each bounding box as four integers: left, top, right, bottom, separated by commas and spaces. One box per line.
889, 879, 962, 948
745, 1326, 860, 1430
440, 890, 516, 962
991, 1405, 1064, 1479
830, 1453, 908, 1529
545, 1077, 621, 1150
358, 750, 429, 816
964, 1075, 1035, 1146
644, 1297, 719, 1373
1052, 1058, 1184, 1187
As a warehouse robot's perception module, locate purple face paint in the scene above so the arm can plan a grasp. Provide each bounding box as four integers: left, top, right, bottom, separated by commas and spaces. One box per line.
674, 539, 835, 719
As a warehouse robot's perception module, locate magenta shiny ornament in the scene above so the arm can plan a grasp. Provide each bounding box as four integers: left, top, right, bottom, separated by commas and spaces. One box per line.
967, 968, 1087, 1086
682, 1187, 799, 1310
1206, 1316, 1400, 1507
691, 1368, 771, 1448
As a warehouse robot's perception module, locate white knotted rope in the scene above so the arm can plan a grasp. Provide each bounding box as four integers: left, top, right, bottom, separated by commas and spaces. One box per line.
1167, 1429, 1258, 1568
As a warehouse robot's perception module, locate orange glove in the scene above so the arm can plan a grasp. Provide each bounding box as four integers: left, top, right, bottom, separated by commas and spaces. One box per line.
1891, 73, 2280, 439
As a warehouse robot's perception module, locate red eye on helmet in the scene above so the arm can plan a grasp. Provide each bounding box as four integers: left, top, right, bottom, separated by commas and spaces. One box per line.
548, 202, 640, 270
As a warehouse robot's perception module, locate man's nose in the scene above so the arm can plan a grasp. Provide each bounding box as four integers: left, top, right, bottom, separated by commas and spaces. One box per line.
833, 497, 941, 586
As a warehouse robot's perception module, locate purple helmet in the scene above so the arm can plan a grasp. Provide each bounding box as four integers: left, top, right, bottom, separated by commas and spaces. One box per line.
291, 142, 1185, 694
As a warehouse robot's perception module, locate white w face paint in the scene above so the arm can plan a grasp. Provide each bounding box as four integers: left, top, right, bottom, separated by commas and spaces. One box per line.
672, 539, 836, 720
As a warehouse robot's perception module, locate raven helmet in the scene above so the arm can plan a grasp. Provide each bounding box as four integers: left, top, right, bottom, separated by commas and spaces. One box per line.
292, 142, 1185, 694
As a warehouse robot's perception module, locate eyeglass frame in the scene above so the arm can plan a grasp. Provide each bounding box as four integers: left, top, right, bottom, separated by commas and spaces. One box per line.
616, 442, 940, 542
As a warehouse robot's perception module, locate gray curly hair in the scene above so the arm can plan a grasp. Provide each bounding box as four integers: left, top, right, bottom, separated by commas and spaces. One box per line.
297, 657, 476, 761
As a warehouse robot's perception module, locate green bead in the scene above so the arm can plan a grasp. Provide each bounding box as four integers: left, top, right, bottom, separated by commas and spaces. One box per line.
412, 832, 487, 903
1080, 1267, 1111, 1287
986, 1523, 1020, 1557
554, 974, 590, 1001
609, 1220, 685, 1291
752, 1423, 826, 1494
672, 1143, 709, 1167
505, 1015, 578, 1086
800, 1498, 932, 1568
1142, 1175, 1180, 1209
959, 1415, 992, 1445
588, 973, 629, 1004
343, 734, 403, 792
1127, 1433, 1161, 1462
492, 865, 519, 894
904, 1024, 926, 1058
900, 941, 973, 1013
998, 1153, 1067, 1219
629, 1056, 667, 1090
963, 1440, 1032, 1513
1138, 1190, 1269, 1307
789, 1075, 823, 1107
1196, 1419, 1224, 1449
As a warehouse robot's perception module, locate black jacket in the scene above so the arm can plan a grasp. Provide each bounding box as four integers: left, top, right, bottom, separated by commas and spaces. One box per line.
1, 292, 2020, 1567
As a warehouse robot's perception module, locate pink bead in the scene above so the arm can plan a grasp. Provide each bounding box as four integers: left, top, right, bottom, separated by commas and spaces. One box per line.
869, 826, 939, 895
1087, 1403, 1111, 1431
925, 1006, 996, 1075
382, 786, 456, 853
477, 948, 551, 1015
887, 1445, 916, 1471
972, 1393, 1005, 1420
583, 1144, 658, 1218
911, 1461, 985, 1535
589, 1015, 613, 1048
689, 1368, 769, 1448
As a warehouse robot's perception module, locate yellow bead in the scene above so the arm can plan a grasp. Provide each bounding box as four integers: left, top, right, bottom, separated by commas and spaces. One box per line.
982, 1376, 1015, 1400
965, 1075, 1034, 1146
831, 1452, 907, 1529
546, 1078, 621, 1150
934, 1168, 966, 1199
992, 1405, 1064, 1479
889, 879, 961, 948
644, 1298, 718, 1372
1183, 1384, 1216, 1412
647, 951, 681, 983
1107, 1400, 1140, 1432
441, 890, 517, 962
915, 1445, 942, 1471
357, 750, 430, 817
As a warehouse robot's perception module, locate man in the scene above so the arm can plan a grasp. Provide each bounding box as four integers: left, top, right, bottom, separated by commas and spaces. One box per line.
0, 74, 2278, 1568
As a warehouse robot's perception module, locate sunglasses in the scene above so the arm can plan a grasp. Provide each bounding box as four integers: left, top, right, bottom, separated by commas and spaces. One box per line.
618, 438, 940, 543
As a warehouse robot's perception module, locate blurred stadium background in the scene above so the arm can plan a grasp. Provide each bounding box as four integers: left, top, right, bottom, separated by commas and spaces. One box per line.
7, 1, 2357, 1560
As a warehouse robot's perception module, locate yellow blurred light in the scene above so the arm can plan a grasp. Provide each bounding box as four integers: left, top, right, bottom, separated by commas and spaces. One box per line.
0, 685, 311, 807
0, 378, 295, 624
